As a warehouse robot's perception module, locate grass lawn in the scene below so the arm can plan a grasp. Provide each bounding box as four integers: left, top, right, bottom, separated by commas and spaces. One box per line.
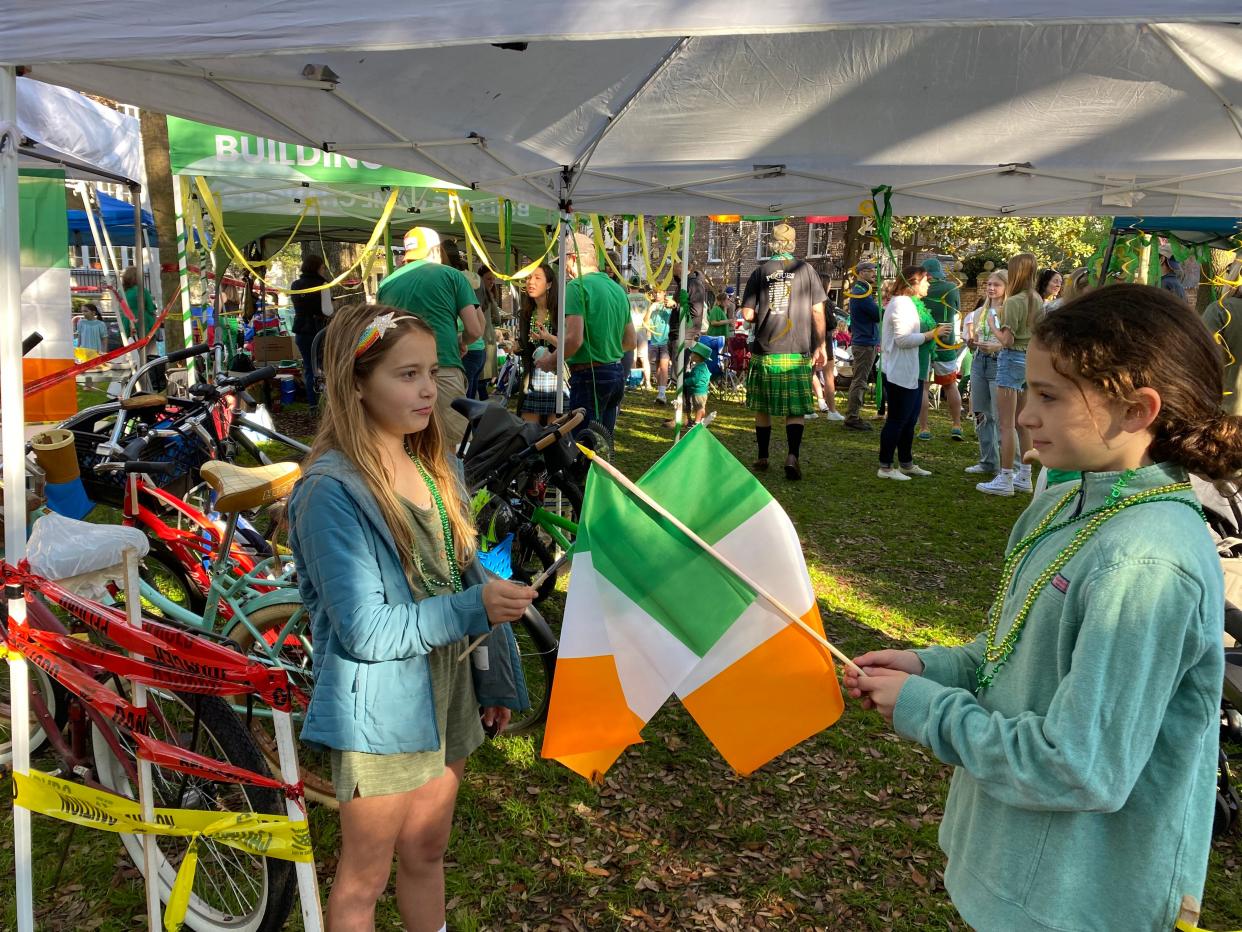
5, 387, 1242, 930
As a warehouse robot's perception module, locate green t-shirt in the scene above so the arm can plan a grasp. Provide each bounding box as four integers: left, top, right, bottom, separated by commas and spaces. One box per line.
377, 259, 479, 370
707, 304, 729, 336
565, 272, 629, 366
924, 278, 961, 362
685, 358, 712, 396
647, 305, 671, 346
1000, 292, 1041, 352
122, 285, 158, 338
915, 299, 937, 380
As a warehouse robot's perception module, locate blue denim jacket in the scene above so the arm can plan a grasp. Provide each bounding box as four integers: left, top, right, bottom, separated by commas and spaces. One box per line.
287, 449, 528, 753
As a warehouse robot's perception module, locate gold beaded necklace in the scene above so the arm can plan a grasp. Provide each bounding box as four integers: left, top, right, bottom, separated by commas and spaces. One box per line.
976, 470, 1203, 690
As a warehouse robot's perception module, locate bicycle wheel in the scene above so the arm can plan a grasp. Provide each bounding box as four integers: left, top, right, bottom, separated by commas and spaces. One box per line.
0, 661, 64, 768
225, 603, 337, 809
505, 604, 558, 737
112, 540, 206, 618
91, 690, 297, 932
510, 522, 559, 603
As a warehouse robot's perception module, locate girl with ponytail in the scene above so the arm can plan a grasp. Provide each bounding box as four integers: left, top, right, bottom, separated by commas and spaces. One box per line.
287, 303, 536, 930
848, 283, 1232, 931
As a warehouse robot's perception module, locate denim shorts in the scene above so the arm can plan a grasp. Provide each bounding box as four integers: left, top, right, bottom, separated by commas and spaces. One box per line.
996, 348, 1027, 391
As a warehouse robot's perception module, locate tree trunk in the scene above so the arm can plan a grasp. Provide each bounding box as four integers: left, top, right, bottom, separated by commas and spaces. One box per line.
842, 216, 865, 275
1198, 249, 1236, 312
139, 110, 184, 350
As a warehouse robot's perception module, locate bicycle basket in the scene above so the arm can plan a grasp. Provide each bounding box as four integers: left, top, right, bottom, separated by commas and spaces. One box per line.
462, 405, 541, 488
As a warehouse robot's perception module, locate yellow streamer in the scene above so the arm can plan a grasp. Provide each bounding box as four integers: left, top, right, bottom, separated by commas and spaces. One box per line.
635, 216, 680, 293
447, 192, 560, 282
193, 176, 397, 294
590, 215, 628, 282
15, 769, 312, 932
1178, 920, 1242, 932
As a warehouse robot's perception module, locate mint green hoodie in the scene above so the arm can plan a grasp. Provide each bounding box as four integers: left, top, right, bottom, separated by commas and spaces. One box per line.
894, 463, 1223, 932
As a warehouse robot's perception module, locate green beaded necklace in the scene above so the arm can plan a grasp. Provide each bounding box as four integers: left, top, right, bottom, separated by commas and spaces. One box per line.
976, 469, 1204, 690
403, 439, 463, 594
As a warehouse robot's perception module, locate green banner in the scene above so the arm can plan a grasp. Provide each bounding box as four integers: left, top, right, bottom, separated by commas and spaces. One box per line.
167, 116, 459, 188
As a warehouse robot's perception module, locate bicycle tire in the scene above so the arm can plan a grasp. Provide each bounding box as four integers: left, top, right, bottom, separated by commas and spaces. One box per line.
0, 662, 65, 768
225, 603, 337, 809
112, 539, 207, 618
91, 690, 297, 932
505, 604, 559, 737
510, 523, 559, 603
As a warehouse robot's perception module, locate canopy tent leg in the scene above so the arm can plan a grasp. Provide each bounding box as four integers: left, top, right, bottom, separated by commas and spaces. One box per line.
554, 173, 571, 415
1, 61, 36, 932
672, 215, 690, 441
1097, 230, 1120, 287
170, 175, 198, 379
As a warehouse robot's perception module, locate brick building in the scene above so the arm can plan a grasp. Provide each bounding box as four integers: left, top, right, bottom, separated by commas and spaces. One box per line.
686, 217, 851, 299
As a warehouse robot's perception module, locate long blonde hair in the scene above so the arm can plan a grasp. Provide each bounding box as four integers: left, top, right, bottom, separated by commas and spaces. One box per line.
303, 303, 477, 588
986, 268, 1009, 308
1005, 252, 1042, 331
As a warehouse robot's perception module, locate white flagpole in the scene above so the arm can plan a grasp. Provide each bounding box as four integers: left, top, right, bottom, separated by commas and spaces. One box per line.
272, 708, 324, 930
577, 445, 864, 676
1, 62, 36, 932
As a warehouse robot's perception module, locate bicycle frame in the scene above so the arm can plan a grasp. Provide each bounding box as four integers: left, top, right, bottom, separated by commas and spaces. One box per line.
530, 505, 577, 553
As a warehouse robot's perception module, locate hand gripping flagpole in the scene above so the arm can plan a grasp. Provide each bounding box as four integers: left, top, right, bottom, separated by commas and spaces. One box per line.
576, 445, 864, 677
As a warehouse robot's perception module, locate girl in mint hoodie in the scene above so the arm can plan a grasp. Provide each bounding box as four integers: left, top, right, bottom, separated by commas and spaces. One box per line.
847, 284, 1237, 932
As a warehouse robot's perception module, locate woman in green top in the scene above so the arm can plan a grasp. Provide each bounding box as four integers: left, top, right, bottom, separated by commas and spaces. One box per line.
121, 265, 165, 390
978, 253, 1041, 497
706, 300, 730, 337
849, 284, 1236, 932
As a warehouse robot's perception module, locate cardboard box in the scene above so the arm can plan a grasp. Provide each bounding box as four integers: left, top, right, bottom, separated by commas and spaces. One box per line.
251, 334, 297, 364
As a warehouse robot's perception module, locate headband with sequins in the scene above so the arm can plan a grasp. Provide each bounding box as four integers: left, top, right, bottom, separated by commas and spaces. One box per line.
355, 311, 400, 357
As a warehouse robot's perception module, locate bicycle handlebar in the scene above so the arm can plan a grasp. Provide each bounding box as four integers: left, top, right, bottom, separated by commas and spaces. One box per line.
533, 408, 585, 451
22, 332, 44, 356
94, 458, 179, 476
162, 342, 212, 366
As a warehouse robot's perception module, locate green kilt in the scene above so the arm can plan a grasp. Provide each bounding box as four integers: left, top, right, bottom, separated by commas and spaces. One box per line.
745, 353, 815, 416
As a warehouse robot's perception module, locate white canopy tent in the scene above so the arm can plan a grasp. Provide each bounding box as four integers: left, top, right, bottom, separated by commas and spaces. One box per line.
4, 6, 1241, 217
3, 7, 1242, 927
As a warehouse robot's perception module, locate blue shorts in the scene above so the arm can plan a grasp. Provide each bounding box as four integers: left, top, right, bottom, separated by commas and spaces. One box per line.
997, 349, 1027, 391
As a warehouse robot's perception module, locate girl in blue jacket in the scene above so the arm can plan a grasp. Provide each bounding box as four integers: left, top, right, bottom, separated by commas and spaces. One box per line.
288, 303, 536, 932
847, 285, 1239, 932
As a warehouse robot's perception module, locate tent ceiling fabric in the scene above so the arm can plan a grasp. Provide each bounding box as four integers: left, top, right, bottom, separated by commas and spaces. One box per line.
7, 11, 1242, 216
16, 79, 143, 184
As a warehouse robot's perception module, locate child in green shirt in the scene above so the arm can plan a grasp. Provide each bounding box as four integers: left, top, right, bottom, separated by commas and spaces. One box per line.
848, 285, 1235, 932
685, 342, 713, 424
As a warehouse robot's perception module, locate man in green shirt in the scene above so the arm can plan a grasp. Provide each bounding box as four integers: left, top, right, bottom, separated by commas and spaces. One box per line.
535, 232, 636, 435
377, 227, 483, 448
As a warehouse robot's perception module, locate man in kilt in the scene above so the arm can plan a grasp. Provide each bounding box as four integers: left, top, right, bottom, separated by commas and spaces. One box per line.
740, 223, 829, 480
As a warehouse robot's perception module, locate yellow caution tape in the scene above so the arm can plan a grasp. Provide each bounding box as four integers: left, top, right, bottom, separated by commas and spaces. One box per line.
1177, 921, 1242, 932
1, 643, 23, 662
193, 175, 397, 294
14, 769, 312, 932
448, 192, 560, 282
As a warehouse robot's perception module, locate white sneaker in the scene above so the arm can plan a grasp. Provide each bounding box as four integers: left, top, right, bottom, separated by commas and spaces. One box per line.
877, 467, 912, 481
805, 412, 820, 419
1013, 472, 1033, 493
818, 400, 830, 412
900, 464, 932, 477
825, 411, 845, 422
964, 463, 993, 475
977, 473, 1015, 496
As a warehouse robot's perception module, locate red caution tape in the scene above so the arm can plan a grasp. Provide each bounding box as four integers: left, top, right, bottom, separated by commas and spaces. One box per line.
9, 627, 148, 734
6, 564, 293, 712
132, 732, 303, 803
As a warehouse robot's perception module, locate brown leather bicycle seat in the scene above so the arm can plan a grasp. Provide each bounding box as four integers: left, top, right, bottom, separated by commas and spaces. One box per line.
119, 394, 168, 410
199, 461, 301, 513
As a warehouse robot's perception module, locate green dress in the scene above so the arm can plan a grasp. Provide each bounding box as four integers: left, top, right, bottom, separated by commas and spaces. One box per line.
914, 298, 936, 383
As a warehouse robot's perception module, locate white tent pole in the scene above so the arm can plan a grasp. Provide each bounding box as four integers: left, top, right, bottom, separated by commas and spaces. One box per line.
77, 182, 115, 279
170, 176, 198, 379
272, 709, 324, 930
672, 215, 690, 441
94, 188, 124, 279
1, 61, 36, 932
620, 219, 630, 280
554, 189, 570, 416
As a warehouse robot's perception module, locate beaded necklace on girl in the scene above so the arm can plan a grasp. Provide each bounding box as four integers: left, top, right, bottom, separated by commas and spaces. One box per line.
976, 468, 1203, 690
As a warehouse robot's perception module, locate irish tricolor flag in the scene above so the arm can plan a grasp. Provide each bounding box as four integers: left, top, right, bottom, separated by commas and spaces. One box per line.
541, 426, 844, 782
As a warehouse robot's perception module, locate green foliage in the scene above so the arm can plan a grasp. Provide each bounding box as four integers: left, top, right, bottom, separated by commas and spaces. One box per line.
892, 216, 1111, 275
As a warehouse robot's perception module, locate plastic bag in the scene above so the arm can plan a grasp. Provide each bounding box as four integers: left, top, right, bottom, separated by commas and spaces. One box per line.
26, 512, 149, 599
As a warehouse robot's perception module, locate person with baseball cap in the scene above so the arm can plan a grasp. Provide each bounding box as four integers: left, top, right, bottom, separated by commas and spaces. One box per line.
739, 222, 829, 480
535, 232, 636, 436
844, 261, 881, 429
1158, 242, 1188, 302
377, 226, 484, 449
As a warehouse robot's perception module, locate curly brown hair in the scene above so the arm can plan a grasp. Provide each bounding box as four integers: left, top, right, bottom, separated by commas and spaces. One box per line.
1033, 283, 1242, 480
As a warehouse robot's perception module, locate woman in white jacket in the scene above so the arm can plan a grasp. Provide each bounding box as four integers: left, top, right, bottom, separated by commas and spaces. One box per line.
879, 266, 950, 481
